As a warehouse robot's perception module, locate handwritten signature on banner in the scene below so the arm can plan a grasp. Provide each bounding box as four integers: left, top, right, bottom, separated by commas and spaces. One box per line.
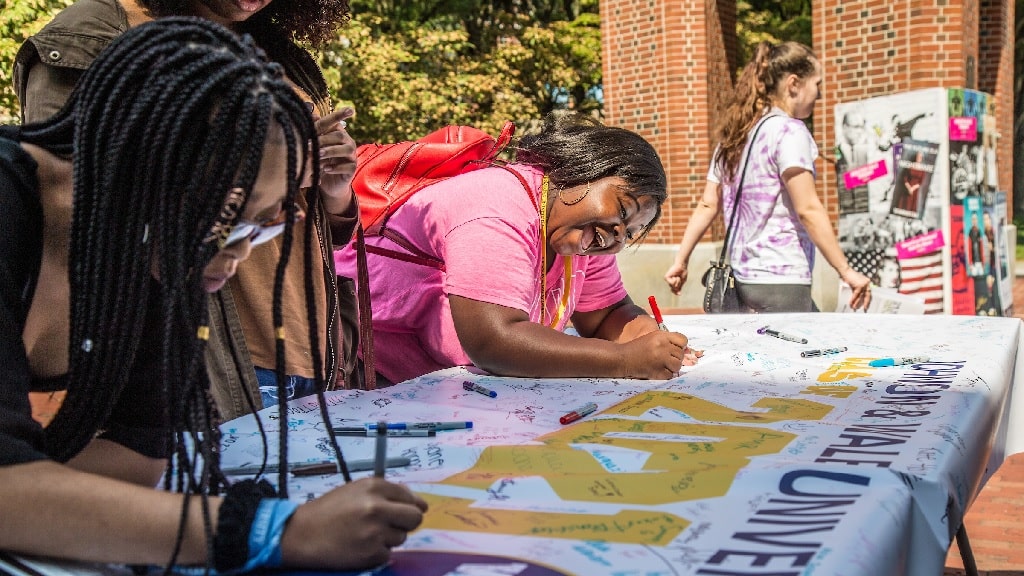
224, 356, 973, 549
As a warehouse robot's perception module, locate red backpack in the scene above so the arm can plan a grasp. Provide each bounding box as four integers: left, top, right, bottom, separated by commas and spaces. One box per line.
348, 121, 518, 389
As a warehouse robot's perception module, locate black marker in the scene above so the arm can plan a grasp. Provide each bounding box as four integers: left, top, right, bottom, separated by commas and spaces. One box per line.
801, 346, 848, 357
758, 326, 808, 344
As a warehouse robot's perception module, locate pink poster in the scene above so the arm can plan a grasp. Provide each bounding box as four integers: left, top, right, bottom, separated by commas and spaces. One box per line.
949, 116, 978, 141
842, 158, 888, 189
895, 230, 945, 259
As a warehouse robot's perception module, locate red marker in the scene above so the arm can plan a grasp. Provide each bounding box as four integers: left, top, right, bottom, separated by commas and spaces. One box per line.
648, 295, 668, 331
559, 402, 598, 425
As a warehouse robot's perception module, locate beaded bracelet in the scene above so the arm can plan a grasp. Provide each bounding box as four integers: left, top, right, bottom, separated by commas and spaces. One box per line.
213, 479, 298, 573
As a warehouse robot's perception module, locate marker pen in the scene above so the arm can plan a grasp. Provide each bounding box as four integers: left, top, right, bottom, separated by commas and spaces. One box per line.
463, 380, 497, 398
374, 421, 388, 478
648, 295, 668, 331
757, 326, 808, 344
366, 421, 473, 431
869, 356, 929, 367
559, 402, 598, 425
800, 347, 849, 358
222, 456, 412, 476
332, 427, 436, 437
293, 456, 411, 477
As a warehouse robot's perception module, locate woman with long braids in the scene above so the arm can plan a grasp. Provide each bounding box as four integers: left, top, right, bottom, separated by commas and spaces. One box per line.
663, 41, 872, 312
15, 0, 362, 422
0, 18, 425, 572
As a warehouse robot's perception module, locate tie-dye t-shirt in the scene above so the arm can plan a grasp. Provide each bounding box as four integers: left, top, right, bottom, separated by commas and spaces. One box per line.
708, 109, 818, 284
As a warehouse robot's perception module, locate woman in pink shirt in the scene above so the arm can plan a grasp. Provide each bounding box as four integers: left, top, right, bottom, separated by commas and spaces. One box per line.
336, 113, 698, 384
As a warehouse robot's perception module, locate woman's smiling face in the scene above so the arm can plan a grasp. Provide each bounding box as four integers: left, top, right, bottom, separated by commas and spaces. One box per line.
545, 176, 658, 256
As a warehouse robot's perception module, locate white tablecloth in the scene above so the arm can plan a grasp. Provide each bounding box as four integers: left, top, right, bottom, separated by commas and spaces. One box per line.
219, 313, 1024, 576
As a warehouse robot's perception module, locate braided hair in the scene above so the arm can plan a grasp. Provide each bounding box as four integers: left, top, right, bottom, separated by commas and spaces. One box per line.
16, 17, 323, 503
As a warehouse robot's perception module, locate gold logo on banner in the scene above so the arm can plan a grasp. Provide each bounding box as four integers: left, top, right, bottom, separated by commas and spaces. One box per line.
419, 390, 834, 543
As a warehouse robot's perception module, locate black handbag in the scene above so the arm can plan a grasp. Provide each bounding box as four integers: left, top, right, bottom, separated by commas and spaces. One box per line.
701, 115, 776, 313
702, 261, 739, 313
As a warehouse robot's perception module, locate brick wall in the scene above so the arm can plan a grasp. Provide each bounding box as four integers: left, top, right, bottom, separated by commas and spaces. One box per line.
978, 0, 1016, 216
599, 0, 737, 244
600, 0, 1016, 241
815, 0, 1014, 219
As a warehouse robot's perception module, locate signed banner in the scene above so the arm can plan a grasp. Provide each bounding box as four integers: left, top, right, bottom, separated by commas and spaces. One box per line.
221, 314, 1021, 576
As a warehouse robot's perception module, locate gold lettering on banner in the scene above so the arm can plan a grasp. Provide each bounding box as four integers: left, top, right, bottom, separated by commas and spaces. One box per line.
421, 494, 687, 545
609, 391, 833, 423
420, 391, 835, 542
802, 385, 858, 398
817, 358, 876, 382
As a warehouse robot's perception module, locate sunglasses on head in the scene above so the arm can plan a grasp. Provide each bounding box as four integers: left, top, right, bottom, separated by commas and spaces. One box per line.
220, 202, 305, 249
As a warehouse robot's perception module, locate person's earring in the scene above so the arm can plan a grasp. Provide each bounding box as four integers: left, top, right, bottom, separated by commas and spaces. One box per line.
559, 182, 591, 206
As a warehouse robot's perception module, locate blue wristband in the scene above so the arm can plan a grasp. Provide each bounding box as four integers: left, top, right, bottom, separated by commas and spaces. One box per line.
241, 498, 300, 571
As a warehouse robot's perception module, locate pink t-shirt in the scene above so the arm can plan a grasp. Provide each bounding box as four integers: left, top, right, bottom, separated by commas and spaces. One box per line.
334, 164, 628, 383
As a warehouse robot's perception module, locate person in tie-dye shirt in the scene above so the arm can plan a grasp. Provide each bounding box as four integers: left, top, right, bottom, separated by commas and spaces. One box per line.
664, 41, 871, 312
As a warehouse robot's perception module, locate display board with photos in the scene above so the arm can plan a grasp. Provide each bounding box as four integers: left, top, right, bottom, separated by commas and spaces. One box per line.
834, 88, 1011, 316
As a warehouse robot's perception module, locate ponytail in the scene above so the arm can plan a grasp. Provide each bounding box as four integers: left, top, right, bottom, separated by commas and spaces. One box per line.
715, 41, 817, 181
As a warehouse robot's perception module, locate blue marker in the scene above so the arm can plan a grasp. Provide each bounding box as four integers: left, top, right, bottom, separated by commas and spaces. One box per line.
463, 381, 497, 398
869, 355, 929, 367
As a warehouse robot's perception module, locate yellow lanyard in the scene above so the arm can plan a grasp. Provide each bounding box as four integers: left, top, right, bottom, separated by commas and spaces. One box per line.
539, 176, 573, 328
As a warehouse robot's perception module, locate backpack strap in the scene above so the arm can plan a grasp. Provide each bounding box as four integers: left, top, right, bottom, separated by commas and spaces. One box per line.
368, 230, 445, 270
354, 225, 377, 390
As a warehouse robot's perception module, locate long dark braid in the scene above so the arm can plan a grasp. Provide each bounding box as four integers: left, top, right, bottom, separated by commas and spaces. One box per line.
14, 18, 321, 487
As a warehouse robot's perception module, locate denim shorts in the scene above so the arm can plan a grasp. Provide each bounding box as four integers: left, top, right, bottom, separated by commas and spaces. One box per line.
254, 366, 320, 408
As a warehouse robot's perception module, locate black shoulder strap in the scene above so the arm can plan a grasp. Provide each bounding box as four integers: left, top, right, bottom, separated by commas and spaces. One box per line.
718, 114, 778, 263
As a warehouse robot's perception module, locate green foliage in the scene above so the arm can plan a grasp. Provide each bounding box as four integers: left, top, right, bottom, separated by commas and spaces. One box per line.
736, 0, 811, 68
332, 2, 601, 143
1016, 216, 1024, 260
1, 0, 814, 147
0, 0, 72, 123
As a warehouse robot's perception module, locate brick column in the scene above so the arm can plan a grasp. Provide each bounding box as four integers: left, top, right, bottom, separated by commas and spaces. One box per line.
978, 0, 1016, 218
599, 0, 736, 244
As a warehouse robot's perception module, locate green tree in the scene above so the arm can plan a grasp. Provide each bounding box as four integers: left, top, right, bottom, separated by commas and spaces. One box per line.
736, 0, 811, 66
3, 0, 810, 142
0, 0, 72, 122
329, 1, 601, 143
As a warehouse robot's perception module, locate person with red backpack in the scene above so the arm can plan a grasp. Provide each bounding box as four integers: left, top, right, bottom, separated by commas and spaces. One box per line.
335, 113, 699, 385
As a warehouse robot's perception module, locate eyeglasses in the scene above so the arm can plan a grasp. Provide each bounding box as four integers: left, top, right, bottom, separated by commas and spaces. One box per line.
221, 202, 305, 249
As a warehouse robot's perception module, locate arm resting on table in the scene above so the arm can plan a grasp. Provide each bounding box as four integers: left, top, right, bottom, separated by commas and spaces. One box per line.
450, 294, 687, 380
